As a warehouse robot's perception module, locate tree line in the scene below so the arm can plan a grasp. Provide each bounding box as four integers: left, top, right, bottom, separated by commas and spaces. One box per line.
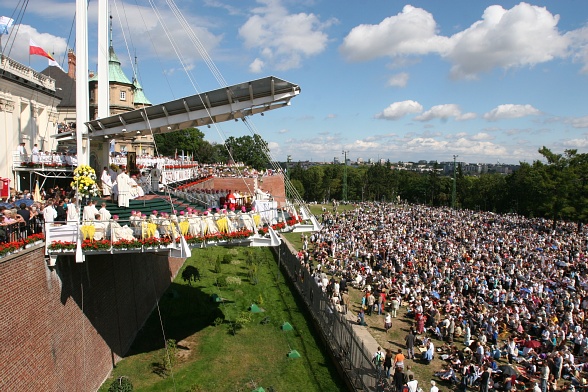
288, 147, 588, 226
154, 128, 269, 170
155, 129, 587, 226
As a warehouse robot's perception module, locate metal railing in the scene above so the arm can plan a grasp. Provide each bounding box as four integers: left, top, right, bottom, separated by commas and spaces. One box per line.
0, 219, 44, 244
274, 244, 390, 392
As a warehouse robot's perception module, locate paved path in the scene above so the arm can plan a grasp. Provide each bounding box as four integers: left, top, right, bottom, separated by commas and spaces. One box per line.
345, 310, 381, 355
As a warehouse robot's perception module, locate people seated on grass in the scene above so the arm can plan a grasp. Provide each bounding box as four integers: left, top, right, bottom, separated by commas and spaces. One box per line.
434, 364, 460, 384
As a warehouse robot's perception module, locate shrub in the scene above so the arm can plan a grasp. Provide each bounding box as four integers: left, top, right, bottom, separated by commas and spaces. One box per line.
108, 376, 133, 392
214, 257, 222, 274
216, 276, 227, 287
248, 265, 259, 285
161, 339, 178, 374
222, 254, 232, 264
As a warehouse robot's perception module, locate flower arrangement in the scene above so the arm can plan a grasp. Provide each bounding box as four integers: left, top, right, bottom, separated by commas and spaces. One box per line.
0, 241, 21, 255
159, 237, 172, 246
23, 233, 45, 245
71, 164, 99, 198
185, 235, 204, 245
226, 230, 253, 241
205, 233, 224, 243
286, 217, 301, 226
112, 239, 142, 249
272, 222, 286, 231
49, 241, 76, 251
81, 239, 111, 251
141, 237, 160, 247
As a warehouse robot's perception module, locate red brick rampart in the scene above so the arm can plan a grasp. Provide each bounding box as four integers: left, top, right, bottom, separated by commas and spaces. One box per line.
0, 246, 184, 391
189, 174, 287, 207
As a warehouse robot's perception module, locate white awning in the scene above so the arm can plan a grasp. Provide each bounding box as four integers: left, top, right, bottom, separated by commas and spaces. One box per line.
85, 76, 300, 139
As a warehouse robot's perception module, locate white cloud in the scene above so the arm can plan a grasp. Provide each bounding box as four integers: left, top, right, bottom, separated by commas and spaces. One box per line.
562, 138, 588, 148
483, 104, 541, 121
469, 132, 494, 141
239, 0, 334, 71
277, 128, 289, 134
340, 3, 572, 79
414, 104, 476, 122
568, 116, 588, 128
375, 100, 423, 120
566, 26, 588, 73
340, 5, 449, 62
387, 72, 409, 88
249, 58, 265, 73
325, 114, 337, 120
267, 141, 281, 155
446, 3, 569, 79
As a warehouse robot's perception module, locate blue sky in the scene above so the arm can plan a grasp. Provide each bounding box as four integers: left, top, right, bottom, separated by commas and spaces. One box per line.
1, 0, 588, 164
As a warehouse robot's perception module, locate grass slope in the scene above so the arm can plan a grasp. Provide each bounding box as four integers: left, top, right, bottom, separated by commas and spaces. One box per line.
99, 247, 346, 392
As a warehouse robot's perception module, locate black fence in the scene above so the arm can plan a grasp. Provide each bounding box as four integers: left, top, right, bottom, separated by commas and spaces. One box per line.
0, 219, 44, 244
274, 243, 392, 392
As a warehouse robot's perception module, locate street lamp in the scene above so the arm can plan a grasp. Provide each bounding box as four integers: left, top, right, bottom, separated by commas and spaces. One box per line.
451, 155, 458, 209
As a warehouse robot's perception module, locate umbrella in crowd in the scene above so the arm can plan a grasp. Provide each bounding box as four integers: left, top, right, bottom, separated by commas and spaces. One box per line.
13, 199, 35, 207
524, 340, 542, 349
498, 365, 519, 377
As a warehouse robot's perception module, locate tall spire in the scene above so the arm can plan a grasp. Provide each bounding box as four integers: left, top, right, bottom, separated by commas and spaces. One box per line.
109, 15, 113, 48
132, 55, 151, 106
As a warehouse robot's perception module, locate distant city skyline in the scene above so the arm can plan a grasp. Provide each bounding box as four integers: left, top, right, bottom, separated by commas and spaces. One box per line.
1, 0, 587, 163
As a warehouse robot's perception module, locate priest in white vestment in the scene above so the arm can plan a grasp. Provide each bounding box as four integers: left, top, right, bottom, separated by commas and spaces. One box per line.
101, 167, 113, 197
117, 169, 131, 208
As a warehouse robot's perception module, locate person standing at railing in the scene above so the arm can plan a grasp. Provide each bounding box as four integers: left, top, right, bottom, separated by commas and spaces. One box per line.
99, 202, 111, 221
31, 144, 40, 164
82, 200, 99, 221
56, 199, 67, 222
17, 203, 31, 236
16, 142, 26, 160
43, 200, 57, 224
66, 198, 79, 225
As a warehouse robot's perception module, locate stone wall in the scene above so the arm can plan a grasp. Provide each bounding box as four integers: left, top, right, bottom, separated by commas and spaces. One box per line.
0, 246, 184, 391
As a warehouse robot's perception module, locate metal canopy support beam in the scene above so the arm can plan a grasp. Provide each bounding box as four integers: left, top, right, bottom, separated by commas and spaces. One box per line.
85, 76, 300, 140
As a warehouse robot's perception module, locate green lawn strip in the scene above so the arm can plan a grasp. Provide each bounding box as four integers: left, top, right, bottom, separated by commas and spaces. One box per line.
100, 247, 345, 392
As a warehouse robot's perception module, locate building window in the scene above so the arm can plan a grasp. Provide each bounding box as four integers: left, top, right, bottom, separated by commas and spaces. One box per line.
120, 91, 126, 101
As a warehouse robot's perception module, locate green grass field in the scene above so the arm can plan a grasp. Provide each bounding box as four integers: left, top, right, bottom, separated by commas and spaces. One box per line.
99, 246, 346, 392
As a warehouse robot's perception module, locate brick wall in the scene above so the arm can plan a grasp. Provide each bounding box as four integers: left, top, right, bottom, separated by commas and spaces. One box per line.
0, 246, 184, 391
191, 175, 286, 207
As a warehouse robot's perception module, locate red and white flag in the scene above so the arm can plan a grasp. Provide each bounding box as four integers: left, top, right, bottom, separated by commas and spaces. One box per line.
29, 38, 63, 71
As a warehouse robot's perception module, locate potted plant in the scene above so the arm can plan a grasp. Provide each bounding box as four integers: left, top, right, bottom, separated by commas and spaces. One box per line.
142, 237, 160, 249
112, 239, 131, 250
159, 237, 172, 248
49, 240, 76, 252
82, 239, 111, 251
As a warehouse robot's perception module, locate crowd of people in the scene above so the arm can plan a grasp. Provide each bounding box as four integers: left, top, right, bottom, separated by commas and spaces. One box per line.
297, 203, 587, 392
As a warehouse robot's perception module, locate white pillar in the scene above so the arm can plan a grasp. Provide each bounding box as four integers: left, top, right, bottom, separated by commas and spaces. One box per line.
75, 0, 89, 166
98, 0, 109, 120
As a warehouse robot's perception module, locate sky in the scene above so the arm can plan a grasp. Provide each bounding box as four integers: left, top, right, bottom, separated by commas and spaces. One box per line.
1, 0, 588, 164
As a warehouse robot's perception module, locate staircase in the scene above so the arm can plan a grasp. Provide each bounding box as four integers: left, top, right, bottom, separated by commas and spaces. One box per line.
100, 193, 204, 220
